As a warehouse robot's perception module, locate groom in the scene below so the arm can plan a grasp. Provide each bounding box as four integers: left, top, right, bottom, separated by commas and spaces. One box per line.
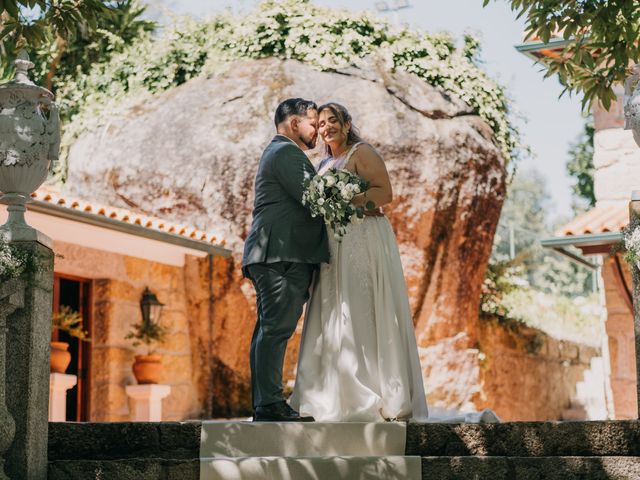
242, 98, 330, 422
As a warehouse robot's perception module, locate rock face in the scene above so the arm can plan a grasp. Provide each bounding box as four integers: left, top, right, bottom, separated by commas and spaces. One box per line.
66, 58, 507, 415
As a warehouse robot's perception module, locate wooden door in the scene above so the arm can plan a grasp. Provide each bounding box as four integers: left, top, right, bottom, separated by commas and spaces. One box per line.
52, 274, 93, 421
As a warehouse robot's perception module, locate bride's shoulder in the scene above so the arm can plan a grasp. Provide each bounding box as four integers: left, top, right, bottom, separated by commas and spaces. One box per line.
352, 143, 383, 164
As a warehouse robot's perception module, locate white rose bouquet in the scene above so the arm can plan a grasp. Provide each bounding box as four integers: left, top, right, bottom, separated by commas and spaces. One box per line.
302, 168, 372, 240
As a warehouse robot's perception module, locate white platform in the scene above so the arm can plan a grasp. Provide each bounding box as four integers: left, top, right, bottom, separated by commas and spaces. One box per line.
200, 421, 421, 480
125, 384, 171, 422
200, 455, 421, 480
49, 373, 77, 422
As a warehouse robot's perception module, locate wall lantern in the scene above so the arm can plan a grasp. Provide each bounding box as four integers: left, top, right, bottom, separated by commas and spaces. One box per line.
140, 287, 164, 325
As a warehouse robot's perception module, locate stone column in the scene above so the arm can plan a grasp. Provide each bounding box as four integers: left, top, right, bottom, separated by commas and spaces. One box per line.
5, 241, 54, 480
0, 279, 24, 480
630, 192, 640, 419
49, 373, 77, 422
126, 384, 171, 421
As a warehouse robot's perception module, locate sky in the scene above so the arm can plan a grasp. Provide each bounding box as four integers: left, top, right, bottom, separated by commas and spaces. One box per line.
144, 0, 586, 223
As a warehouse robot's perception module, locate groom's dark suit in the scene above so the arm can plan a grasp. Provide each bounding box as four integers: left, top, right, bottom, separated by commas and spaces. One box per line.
242, 134, 329, 408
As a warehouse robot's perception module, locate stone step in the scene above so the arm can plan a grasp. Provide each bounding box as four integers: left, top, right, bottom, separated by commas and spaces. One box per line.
200, 421, 407, 458
406, 421, 640, 457
200, 455, 421, 480
48, 421, 640, 461
420, 456, 640, 480
48, 422, 201, 461
48, 458, 199, 480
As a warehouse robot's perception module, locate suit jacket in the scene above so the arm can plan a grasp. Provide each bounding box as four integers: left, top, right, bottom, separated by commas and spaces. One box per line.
242, 135, 330, 275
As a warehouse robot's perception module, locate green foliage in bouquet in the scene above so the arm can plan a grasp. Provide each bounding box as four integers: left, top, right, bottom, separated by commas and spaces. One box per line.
125, 317, 169, 355
302, 168, 369, 240
52, 305, 90, 341
57, 0, 522, 178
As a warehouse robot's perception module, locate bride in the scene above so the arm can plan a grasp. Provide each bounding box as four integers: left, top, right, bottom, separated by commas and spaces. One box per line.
289, 103, 429, 422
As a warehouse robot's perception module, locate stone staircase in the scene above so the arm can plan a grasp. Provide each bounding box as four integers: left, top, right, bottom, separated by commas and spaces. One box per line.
561, 356, 609, 421
48, 420, 640, 479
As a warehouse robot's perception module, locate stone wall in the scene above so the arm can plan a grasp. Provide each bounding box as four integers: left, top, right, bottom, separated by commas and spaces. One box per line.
592, 91, 640, 207
420, 316, 600, 421
591, 94, 638, 419
54, 241, 201, 421
601, 254, 637, 419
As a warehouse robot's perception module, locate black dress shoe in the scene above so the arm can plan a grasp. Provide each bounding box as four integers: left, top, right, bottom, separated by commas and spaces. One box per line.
253, 401, 315, 422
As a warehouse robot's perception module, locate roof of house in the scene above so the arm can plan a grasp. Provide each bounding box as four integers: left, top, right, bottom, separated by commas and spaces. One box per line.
514, 36, 572, 61
556, 205, 627, 236
30, 188, 227, 250
541, 205, 626, 256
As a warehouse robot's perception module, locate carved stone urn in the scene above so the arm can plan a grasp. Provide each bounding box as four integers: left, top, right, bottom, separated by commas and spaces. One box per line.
624, 64, 640, 148
0, 50, 60, 246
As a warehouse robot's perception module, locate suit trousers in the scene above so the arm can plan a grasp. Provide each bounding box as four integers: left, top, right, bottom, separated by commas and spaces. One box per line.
245, 261, 315, 408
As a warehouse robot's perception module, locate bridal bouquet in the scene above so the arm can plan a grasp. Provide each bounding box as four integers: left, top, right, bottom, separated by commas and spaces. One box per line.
302, 168, 370, 240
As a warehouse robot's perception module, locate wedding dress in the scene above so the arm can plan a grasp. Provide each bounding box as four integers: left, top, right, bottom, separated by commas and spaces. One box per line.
289, 143, 429, 422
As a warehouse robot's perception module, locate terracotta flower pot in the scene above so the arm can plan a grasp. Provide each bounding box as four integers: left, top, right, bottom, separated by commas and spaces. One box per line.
50, 341, 71, 374
132, 354, 163, 384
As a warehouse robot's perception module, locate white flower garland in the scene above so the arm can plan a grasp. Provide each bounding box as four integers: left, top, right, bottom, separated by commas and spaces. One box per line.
56, 0, 522, 171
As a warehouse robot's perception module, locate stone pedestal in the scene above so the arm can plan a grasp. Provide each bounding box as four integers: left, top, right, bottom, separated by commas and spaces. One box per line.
0, 279, 24, 480
5, 241, 53, 480
49, 373, 77, 422
126, 384, 171, 422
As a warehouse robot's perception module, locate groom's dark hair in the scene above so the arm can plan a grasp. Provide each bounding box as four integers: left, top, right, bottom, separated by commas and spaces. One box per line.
274, 98, 317, 127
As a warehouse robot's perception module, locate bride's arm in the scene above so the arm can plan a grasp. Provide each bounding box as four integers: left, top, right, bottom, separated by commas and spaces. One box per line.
350, 144, 393, 209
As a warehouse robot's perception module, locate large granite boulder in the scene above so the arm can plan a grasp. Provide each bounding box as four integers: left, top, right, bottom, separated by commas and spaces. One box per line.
66, 58, 506, 415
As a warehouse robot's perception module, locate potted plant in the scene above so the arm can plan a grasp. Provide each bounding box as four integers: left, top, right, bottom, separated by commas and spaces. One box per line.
126, 288, 168, 384
50, 306, 90, 374
126, 319, 168, 384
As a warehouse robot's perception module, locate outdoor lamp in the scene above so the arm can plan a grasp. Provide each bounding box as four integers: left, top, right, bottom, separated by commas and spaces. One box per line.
140, 287, 164, 325
624, 64, 640, 148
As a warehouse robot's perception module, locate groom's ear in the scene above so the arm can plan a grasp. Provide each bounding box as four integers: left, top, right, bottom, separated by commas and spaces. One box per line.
290, 116, 299, 132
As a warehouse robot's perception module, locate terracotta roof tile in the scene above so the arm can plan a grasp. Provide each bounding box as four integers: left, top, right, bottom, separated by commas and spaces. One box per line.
556, 205, 628, 236
30, 187, 226, 247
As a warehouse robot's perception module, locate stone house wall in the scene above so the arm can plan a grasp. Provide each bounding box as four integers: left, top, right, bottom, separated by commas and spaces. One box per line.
591, 94, 638, 419
478, 318, 599, 421
420, 316, 600, 421
601, 254, 637, 419
54, 240, 202, 421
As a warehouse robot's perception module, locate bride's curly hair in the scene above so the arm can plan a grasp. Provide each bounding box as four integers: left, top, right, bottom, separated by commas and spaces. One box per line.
317, 102, 363, 157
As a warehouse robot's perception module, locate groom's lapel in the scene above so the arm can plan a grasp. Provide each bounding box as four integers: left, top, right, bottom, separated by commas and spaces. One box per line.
272, 135, 315, 171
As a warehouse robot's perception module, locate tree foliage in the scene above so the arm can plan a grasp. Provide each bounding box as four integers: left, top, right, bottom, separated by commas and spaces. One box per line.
488, 168, 593, 303
486, 0, 640, 110
0, 0, 154, 89
566, 119, 595, 212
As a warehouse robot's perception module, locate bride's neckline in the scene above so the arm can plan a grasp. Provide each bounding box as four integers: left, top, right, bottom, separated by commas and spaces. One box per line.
319, 142, 363, 174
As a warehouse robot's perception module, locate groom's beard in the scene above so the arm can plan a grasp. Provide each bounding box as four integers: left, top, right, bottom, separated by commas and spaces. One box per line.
299, 134, 317, 150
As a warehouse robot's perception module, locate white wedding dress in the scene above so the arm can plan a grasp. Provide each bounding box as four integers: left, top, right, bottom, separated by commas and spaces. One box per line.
289, 143, 429, 422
